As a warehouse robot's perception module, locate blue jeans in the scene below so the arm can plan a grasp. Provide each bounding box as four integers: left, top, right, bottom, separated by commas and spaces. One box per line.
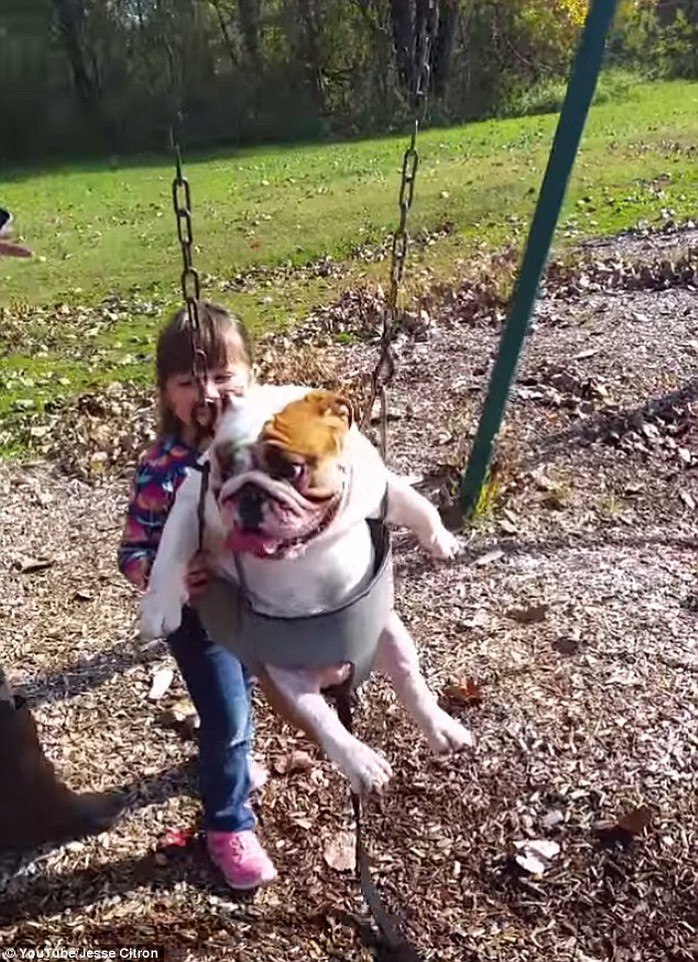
167, 606, 255, 833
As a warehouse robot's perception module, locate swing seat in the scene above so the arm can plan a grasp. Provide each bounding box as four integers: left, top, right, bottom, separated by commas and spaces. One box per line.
196, 520, 393, 690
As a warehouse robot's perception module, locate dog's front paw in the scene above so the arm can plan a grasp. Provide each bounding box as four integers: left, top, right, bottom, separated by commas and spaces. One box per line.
425, 526, 461, 561
329, 738, 393, 795
140, 588, 185, 640
422, 708, 475, 754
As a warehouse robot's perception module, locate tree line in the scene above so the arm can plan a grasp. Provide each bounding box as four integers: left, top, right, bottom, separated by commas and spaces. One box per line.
1, 1, 696, 164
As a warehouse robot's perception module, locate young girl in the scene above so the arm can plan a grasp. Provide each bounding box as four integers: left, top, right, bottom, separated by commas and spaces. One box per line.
118, 301, 276, 890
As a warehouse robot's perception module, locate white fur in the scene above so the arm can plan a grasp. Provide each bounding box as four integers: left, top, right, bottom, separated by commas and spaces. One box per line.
141, 385, 473, 794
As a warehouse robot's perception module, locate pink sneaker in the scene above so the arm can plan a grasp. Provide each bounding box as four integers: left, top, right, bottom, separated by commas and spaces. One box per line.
206, 830, 277, 890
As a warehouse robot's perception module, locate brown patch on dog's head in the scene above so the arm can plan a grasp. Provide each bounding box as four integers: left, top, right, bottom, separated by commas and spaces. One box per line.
262, 390, 353, 459
258, 391, 353, 498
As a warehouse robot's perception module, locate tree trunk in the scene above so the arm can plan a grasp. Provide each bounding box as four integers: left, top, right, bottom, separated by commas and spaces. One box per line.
296, 0, 327, 114
237, 0, 261, 66
211, 0, 238, 69
50, 0, 100, 108
390, 0, 413, 90
432, 0, 457, 97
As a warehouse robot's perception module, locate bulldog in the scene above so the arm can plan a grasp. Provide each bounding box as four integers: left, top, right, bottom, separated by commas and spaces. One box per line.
141, 386, 473, 793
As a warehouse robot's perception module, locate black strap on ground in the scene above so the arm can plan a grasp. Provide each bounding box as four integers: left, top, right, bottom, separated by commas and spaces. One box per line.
333, 687, 425, 962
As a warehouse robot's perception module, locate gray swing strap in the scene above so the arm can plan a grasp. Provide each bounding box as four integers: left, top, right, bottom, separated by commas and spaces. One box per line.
221, 483, 392, 688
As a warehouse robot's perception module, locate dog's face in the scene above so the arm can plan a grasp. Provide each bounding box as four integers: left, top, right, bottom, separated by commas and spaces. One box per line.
212, 390, 353, 558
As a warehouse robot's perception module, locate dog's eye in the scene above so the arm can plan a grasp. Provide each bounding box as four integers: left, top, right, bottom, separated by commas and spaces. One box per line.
275, 461, 304, 483
265, 448, 305, 483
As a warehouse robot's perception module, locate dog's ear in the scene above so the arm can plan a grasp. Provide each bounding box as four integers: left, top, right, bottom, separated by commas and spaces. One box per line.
306, 391, 354, 429
329, 394, 354, 428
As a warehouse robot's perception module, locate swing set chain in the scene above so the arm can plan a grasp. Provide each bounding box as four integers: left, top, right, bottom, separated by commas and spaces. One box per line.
170, 133, 216, 552
170, 136, 210, 412
361, 0, 437, 458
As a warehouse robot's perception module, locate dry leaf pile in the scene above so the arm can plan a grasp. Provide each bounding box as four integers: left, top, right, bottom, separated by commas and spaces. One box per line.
1, 225, 697, 962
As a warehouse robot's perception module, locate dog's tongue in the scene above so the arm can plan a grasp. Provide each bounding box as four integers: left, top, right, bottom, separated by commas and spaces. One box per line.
226, 528, 282, 558
226, 527, 309, 560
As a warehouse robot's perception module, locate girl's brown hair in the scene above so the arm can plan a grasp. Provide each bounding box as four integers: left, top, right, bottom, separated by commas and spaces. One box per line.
156, 300, 254, 438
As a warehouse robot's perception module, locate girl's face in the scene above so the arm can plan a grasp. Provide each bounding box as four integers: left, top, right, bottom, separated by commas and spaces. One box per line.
161, 336, 252, 440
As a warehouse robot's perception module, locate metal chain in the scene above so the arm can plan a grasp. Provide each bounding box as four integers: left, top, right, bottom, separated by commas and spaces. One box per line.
170, 131, 217, 553
170, 134, 215, 436
360, 0, 437, 460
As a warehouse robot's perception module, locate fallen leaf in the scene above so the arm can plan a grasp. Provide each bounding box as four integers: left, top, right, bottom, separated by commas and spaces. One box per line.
15, 556, 55, 574
148, 667, 174, 701
530, 468, 554, 491
513, 838, 560, 875
507, 603, 548, 625
168, 696, 196, 723
72, 589, 93, 602
443, 678, 483, 706
542, 810, 564, 829
160, 827, 194, 849
678, 490, 696, 510
552, 637, 579, 656
595, 806, 653, 846
617, 806, 653, 836
323, 830, 356, 872
501, 507, 519, 526
541, 492, 566, 511
526, 839, 561, 860
292, 817, 313, 831
161, 697, 200, 739
272, 750, 314, 775
474, 548, 504, 567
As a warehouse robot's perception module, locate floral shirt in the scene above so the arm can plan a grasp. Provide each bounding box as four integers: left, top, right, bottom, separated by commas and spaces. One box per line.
118, 436, 199, 590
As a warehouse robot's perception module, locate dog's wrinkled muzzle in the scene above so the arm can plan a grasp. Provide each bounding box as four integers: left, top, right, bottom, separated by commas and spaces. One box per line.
236, 484, 266, 530
219, 469, 344, 559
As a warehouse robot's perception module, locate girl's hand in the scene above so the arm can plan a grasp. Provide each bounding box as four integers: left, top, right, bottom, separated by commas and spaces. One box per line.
185, 553, 210, 599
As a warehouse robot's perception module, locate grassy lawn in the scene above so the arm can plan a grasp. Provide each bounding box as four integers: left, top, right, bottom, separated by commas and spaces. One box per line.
1, 78, 697, 444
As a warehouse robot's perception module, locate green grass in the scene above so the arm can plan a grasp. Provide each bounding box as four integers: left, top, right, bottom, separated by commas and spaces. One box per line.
1, 78, 698, 449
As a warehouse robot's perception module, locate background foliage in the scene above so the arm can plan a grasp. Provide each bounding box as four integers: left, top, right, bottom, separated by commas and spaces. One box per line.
1, 1, 695, 164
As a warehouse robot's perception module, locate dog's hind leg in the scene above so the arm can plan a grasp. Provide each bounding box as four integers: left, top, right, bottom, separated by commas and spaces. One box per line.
260, 664, 393, 795
375, 612, 474, 753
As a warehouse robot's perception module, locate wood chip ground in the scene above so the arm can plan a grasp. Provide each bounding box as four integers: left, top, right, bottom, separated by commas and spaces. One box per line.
1, 226, 696, 962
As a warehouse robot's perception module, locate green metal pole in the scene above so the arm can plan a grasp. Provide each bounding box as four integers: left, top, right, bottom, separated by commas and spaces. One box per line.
459, 0, 620, 516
